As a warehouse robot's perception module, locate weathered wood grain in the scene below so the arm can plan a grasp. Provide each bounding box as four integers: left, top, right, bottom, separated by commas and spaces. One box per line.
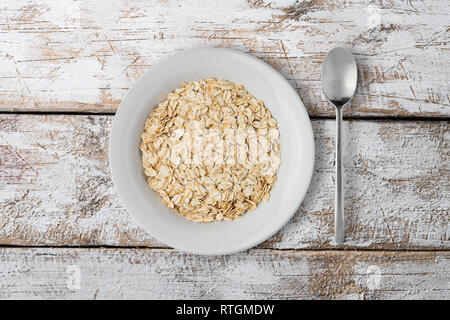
0, 0, 448, 117
0, 114, 448, 249
0, 248, 448, 299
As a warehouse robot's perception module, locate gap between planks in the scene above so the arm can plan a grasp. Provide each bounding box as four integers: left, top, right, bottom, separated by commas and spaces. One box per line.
0, 110, 449, 122
0, 244, 448, 253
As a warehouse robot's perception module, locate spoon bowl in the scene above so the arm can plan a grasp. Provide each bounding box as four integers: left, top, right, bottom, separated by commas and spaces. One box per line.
322, 47, 358, 107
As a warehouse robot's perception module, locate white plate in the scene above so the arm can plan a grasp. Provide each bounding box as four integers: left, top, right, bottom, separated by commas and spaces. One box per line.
109, 48, 314, 255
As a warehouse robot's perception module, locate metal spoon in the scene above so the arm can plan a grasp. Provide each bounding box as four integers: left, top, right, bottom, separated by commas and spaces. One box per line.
321, 47, 357, 244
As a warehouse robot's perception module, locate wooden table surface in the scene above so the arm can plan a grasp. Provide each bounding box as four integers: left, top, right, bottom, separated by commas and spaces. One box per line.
0, 0, 449, 299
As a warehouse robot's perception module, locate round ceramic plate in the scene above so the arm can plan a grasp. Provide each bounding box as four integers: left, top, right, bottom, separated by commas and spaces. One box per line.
109, 48, 314, 255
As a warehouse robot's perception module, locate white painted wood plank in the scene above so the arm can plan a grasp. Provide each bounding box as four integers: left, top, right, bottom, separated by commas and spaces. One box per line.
0, 0, 448, 116
0, 248, 448, 299
0, 114, 448, 249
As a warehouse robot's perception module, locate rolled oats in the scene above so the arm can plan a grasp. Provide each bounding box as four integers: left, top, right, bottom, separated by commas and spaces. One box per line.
140, 79, 281, 223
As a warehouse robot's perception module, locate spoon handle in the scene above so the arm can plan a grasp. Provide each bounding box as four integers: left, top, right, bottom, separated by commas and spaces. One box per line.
335, 107, 344, 243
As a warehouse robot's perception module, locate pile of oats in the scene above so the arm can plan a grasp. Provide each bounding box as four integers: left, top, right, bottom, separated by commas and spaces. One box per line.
140, 79, 281, 223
